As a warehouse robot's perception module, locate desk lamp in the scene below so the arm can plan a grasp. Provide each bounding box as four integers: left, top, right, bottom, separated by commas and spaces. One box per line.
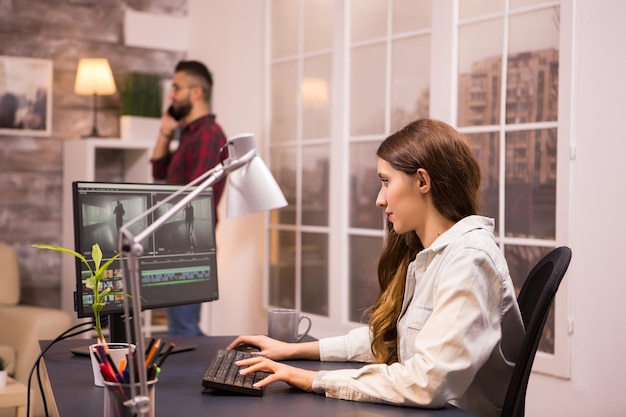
74, 58, 117, 137
118, 133, 287, 415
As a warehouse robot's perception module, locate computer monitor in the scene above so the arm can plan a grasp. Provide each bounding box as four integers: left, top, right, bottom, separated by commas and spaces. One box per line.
72, 181, 219, 342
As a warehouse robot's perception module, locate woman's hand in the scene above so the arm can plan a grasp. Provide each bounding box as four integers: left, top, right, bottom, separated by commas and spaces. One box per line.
236, 355, 317, 392
226, 335, 294, 360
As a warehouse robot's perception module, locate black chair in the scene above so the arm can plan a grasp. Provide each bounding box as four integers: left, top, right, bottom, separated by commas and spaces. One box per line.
500, 246, 572, 417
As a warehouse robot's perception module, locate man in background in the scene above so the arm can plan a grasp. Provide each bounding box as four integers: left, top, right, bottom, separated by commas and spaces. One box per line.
151, 60, 227, 336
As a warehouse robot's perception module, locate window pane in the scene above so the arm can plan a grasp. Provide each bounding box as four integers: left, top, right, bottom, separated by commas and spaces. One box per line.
349, 235, 382, 323
301, 232, 328, 316
392, 0, 431, 34
507, 7, 560, 123
391, 34, 430, 132
465, 132, 500, 231
271, 60, 298, 143
304, 0, 333, 53
349, 141, 383, 230
459, 0, 504, 20
303, 54, 332, 139
269, 230, 296, 308
350, 43, 386, 135
504, 244, 554, 353
458, 18, 504, 126
511, 0, 556, 10
271, 147, 297, 225
505, 129, 557, 239
351, 0, 387, 43
302, 144, 329, 226
272, 0, 299, 58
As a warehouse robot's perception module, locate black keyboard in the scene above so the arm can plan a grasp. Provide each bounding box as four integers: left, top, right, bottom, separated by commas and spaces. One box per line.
202, 349, 269, 396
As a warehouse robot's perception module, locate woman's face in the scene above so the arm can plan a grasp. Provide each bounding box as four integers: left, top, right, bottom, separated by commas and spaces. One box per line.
376, 158, 424, 235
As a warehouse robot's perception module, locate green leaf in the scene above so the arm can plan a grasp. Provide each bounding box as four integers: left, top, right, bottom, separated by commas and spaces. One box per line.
98, 253, 120, 276
32, 243, 94, 277
85, 276, 96, 291
92, 244, 103, 271
33, 242, 129, 342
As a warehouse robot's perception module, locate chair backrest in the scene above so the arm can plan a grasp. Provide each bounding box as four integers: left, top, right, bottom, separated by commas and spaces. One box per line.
500, 246, 572, 417
0, 243, 20, 306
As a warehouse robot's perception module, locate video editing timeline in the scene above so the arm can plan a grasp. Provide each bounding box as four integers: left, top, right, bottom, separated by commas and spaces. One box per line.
73, 181, 219, 318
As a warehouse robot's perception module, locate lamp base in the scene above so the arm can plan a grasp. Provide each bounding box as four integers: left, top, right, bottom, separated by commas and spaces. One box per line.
82, 125, 102, 139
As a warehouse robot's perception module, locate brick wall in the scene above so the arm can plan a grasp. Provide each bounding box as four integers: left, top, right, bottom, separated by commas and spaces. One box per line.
0, 0, 186, 308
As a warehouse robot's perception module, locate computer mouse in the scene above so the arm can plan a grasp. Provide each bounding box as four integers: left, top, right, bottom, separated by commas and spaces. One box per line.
234, 343, 261, 353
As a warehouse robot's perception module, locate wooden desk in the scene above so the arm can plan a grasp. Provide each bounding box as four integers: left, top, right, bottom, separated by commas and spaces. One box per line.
42, 336, 475, 417
0, 377, 27, 417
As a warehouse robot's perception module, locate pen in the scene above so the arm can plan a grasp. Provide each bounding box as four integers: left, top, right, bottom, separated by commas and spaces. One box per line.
147, 363, 158, 381
118, 357, 127, 373
155, 343, 175, 368
145, 338, 156, 356
91, 348, 103, 364
106, 353, 125, 384
99, 363, 118, 383
148, 340, 165, 368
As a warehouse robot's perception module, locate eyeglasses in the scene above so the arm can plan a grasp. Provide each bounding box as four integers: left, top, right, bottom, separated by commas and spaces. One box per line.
171, 83, 197, 93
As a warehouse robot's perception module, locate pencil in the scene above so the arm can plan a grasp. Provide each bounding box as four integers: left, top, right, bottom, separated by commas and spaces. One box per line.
145, 338, 161, 368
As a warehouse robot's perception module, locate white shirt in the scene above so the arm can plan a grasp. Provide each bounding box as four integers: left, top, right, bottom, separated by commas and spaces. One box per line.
312, 215, 524, 417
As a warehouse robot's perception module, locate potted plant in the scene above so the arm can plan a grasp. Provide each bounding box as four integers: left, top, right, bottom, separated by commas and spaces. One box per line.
33, 243, 120, 343
117, 71, 163, 140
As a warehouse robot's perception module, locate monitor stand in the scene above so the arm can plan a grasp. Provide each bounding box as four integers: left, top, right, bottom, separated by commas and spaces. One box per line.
108, 312, 135, 343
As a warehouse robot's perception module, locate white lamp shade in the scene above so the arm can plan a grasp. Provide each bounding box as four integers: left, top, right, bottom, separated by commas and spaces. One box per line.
226, 156, 287, 218
74, 58, 117, 95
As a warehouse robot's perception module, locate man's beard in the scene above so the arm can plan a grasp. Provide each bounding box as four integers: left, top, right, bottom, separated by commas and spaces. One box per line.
169, 101, 192, 121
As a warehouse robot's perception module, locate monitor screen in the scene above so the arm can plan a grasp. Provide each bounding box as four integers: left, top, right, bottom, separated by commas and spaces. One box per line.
72, 181, 219, 319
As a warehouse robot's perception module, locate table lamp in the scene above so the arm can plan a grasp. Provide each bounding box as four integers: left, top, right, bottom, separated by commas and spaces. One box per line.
74, 58, 117, 138
118, 133, 287, 415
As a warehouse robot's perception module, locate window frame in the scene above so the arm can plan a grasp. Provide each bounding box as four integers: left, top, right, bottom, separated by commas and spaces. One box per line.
265, 0, 573, 378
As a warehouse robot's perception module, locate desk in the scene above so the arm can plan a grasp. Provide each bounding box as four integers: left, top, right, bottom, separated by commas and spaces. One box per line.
42, 336, 474, 417
0, 377, 28, 417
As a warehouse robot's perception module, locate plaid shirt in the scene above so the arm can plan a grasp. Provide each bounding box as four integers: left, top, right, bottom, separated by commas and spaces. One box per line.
152, 114, 227, 218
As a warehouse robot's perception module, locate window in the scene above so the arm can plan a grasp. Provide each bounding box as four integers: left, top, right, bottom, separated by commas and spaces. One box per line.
267, 0, 571, 377
456, 0, 570, 378
267, 0, 432, 336
268, 0, 334, 322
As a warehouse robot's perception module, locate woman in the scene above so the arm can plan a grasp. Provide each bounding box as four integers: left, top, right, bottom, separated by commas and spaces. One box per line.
228, 119, 524, 417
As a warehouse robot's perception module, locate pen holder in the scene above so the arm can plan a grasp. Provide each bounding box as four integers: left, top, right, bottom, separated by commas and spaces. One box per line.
103, 378, 157, 417
89, 343, 134, 387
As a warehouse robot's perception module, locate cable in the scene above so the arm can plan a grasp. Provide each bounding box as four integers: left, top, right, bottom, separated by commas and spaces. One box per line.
26, 320, 96, 417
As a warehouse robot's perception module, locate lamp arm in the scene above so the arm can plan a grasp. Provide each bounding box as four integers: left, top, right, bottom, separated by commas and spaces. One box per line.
121, 163, 220, 236
117, 148, 257, 415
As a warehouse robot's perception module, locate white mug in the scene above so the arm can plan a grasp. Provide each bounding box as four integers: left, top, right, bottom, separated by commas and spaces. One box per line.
268, 308, 312, 343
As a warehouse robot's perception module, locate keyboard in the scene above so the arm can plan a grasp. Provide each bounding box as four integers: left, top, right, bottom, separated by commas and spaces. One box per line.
202, 349, 269, 396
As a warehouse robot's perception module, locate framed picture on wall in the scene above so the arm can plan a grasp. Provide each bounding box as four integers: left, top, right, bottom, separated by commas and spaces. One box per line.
0, 55, 52, 136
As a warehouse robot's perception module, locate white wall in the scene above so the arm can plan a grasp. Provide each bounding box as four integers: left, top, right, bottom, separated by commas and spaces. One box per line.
188, 0, 626, 415
188, 0, 269, 336
526, 0, 626, 416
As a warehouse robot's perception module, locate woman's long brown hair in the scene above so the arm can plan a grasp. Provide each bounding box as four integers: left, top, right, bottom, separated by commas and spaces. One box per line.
367, 119, 481, 364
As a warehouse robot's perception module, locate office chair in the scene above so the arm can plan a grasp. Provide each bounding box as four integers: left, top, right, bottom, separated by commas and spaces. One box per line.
500, 246, 572, 417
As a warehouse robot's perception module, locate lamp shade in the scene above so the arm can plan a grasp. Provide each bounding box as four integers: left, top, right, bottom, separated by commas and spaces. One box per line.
74, 58, 117, 95
226, 155, 288, 218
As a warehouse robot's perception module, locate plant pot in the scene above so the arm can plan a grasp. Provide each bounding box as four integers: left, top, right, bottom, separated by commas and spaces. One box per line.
89, 343, 134, 387
119, 115, 161, 141
0, 370, 7, 387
